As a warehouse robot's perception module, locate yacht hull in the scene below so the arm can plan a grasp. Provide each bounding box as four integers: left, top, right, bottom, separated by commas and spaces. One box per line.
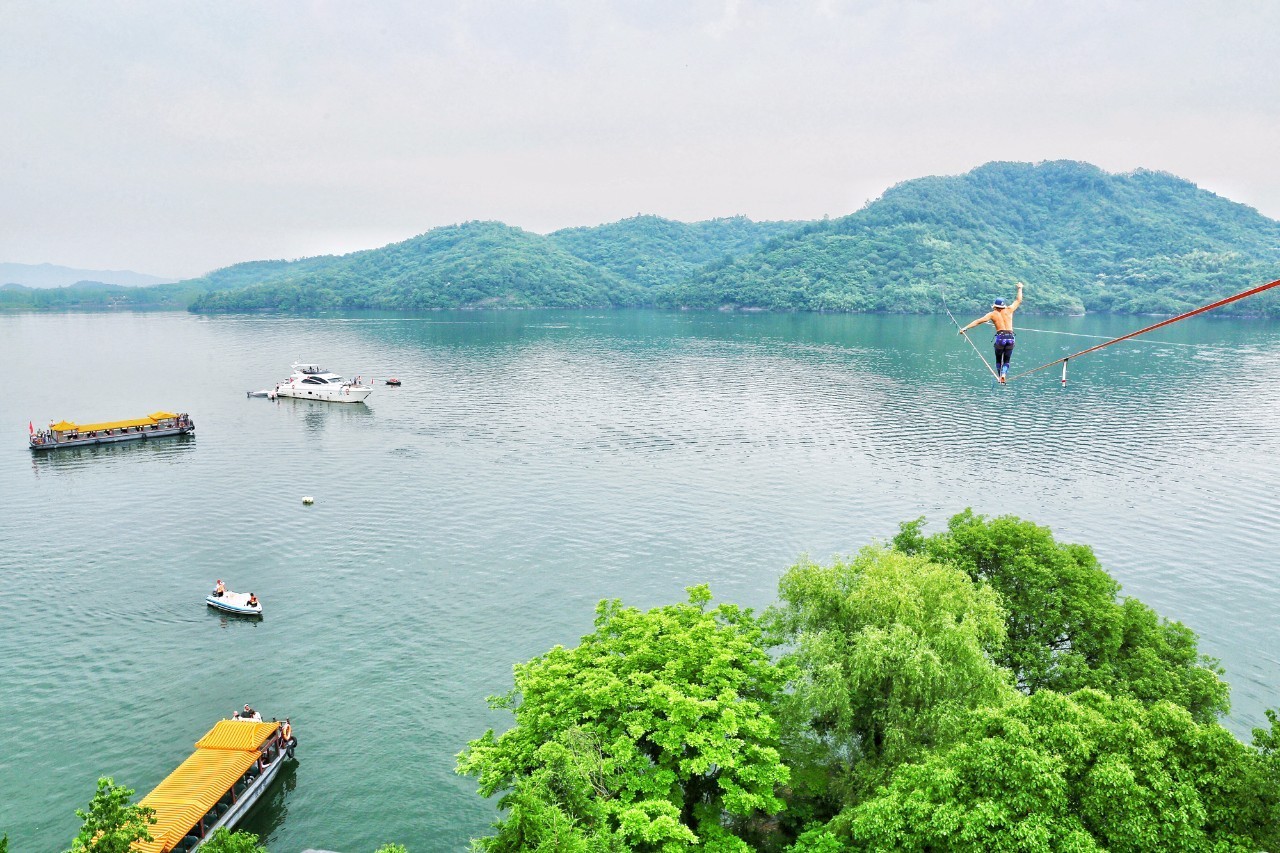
274, 386, 372, 403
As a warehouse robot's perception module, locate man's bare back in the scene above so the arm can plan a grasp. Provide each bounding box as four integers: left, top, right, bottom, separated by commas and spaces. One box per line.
960, 283, 1023, 334
958, 282, 1025, 383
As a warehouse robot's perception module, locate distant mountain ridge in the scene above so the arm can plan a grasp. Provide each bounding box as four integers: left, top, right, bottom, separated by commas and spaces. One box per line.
5, 161, 1280, 315
661, 161, 1280, 315
0, 261, 175, 288
187, 216, 798, 312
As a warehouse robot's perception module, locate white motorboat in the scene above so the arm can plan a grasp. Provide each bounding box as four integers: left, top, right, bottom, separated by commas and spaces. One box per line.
206, 589, 263, 617
271, 363, 372, 403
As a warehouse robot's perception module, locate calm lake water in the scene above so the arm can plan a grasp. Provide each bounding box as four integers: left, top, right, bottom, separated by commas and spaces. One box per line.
2, 309, 1278, 851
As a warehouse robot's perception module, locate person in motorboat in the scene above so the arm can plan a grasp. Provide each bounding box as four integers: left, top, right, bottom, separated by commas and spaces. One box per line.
213, 579, 226, 598
247, 593, 259, 608
242, 704, 263, 721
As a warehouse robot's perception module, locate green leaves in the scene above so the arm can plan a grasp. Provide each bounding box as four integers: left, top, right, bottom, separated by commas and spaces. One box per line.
462, 514, 1280, 851
897, 510, 1229, 721
769, 546, 1013, 801
65, 777, 155, 853
200, 828, 269, 853
458, 586, 789, 850
845, 690, 1271, 852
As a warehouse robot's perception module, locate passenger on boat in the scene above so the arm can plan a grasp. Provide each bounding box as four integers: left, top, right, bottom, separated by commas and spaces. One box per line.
247, 593, 259, 608
242, 704, 263, 721
213, 579, 226, 597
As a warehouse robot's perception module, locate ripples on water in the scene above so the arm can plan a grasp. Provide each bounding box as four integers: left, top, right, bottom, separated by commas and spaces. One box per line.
1, 310, 1278, 850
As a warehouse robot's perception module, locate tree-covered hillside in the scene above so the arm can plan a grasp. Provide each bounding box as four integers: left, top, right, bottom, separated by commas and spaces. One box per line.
189, 222, 643, 311
659, 161, 1280, 315
0, 280, 204, 311
10, 161, 1278, 316
549, 215, 801, 288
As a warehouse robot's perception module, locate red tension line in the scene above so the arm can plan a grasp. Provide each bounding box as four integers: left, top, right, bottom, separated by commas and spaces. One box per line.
1008, 277, 1280, 382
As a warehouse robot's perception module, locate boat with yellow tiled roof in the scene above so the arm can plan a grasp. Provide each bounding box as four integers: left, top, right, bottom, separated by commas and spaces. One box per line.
29, 411, 193, 451
133, 715, 296, 852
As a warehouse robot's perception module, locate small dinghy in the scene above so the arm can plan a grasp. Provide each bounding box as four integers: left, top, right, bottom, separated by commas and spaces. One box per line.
247, 389, 271, 398
206, 589, 263, 617
385, 378, 402, 386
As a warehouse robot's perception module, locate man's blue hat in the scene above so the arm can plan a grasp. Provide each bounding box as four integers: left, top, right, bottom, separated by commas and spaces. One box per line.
992, 298, 1007, 308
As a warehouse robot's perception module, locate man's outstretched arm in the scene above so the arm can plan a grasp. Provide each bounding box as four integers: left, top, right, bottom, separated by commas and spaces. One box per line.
1011, 281, 1024, 310
958, 312, 993, 333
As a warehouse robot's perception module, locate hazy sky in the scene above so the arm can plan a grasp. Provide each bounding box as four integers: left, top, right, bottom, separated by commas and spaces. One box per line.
3, 0, 1277, 278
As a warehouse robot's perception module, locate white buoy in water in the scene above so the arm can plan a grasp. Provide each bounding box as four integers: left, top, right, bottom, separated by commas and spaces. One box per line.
302, 496, 315, 505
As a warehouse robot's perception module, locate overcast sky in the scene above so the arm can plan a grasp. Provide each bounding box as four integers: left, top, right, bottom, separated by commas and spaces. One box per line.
2, 0, 1277, 278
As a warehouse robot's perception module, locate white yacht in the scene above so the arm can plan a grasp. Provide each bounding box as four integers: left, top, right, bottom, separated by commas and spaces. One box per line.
271, 363, 372, 403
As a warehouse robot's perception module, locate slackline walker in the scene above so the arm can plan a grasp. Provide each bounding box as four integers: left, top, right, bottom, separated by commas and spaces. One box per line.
939, 285, 1000, 382
1008, 276, 1280, 385
947, 282, 1025, 384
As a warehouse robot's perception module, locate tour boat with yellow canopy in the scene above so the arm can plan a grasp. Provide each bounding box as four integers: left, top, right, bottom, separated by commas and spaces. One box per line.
134, 715, 297, 852
28, 411, 193, 450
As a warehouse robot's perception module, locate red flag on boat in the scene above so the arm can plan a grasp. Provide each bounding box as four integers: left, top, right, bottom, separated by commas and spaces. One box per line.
29, 421, 34, 435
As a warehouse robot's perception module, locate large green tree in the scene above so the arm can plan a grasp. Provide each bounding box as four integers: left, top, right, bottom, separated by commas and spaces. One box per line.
65, 777, 155, 853
457, 586, 789, 851
841, 689, 1280, 852
766, 547, 1012, 834
893, 510, 1228, 721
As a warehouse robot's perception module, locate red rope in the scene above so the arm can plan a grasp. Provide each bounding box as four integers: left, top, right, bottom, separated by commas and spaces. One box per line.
1007, 277, 1280, 382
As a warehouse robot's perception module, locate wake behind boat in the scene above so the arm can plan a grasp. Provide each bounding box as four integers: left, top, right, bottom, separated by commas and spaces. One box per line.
271, 362, 372, 403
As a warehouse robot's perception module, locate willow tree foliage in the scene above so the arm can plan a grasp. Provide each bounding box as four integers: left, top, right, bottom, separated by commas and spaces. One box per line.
457, 585, 789, 852
893, 510, 1229, 721
764, 546, 1013, 840
65, 777, 155, 853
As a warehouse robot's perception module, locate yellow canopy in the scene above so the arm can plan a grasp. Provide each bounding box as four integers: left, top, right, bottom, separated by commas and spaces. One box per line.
47, 413, 181, 433
132, 719, 279, 852
196, 720, 280, 751
135, 748, 260, 853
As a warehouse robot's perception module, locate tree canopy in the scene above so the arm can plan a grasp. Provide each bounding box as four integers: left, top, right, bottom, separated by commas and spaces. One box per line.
65, 777, 155, 853
457, 585, 790, 851
462, 512, 1280, 852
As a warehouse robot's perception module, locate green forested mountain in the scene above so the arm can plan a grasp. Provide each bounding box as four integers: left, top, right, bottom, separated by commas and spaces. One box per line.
0, 279, 205, 311
549, 214, 801, 288
189, 221, 642, 311
9, 161, 1278, 315
188, 217, 796, 312
659, 161, 1280, 315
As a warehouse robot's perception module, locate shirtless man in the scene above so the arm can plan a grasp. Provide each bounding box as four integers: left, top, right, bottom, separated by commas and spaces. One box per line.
959, 282, 1024, 384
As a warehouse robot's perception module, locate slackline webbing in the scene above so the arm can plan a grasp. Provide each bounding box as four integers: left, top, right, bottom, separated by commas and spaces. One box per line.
1007, 277, 1280, 383
939, 286, 999, 381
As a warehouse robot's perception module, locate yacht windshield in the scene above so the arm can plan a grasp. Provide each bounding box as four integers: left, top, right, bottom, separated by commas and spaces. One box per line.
327, 376, 345, 384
